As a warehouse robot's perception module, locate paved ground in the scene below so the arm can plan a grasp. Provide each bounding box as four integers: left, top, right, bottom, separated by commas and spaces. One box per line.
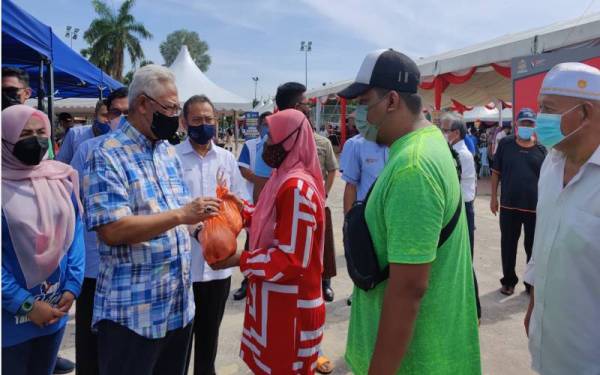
59, 175, 536, 374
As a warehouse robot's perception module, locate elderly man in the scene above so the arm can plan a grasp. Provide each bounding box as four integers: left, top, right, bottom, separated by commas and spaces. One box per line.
340, 49, 480, 374
84, 65, 220, 375
441, 113, 481, 319
524, 62, 600, 375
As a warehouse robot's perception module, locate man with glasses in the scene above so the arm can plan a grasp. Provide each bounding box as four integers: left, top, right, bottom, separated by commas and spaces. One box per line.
175, 95, 248, 375
56, 88, 128, 164
68, 88, 127, 375
84, 65, 220, 375
2, 67, 32, 110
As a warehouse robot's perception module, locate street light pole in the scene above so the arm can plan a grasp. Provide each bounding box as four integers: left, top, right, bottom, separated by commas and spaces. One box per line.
300, 41, 312, 88
252, 76, 259, 108
65, 26, 80, 49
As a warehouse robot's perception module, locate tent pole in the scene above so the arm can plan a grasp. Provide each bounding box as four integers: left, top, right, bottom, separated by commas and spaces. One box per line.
47, 61, 55, 151
340, 97, 347, 150
233, 110, 238, 153
37, 59, 45, 111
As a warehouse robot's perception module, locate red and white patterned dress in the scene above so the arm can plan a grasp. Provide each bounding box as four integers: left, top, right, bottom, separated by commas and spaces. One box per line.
240, 177, 325, 374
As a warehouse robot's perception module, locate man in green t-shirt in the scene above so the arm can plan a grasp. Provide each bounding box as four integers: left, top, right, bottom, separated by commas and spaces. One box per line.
338, 49, 481, 374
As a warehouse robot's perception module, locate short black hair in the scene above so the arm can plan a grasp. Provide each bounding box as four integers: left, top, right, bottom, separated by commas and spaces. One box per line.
275, 82, 306, 110
259, 111, 272, 124
58, 112, 73, 121
95, 99, 107, 115
2, 67, 29, 87
183, 95, 215, 120
106, 87, 128, 110
374, 88, 422, 115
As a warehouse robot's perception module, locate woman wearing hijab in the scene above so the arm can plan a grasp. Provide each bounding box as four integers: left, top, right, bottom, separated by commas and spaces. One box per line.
215, 109, 326, 374
2, 105, 85, 375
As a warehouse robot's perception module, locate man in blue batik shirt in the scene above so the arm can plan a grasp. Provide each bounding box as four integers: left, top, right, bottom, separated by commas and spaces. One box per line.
84, 65, 220, 375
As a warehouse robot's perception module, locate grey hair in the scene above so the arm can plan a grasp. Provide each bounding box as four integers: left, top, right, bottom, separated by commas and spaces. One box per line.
441, 113, 467, 139
128, 64, 176, 108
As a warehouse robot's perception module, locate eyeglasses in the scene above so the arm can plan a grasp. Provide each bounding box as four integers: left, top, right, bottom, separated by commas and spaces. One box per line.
108, 108, 129, 118
144, 94, 181, 116
441, 128, 454, 133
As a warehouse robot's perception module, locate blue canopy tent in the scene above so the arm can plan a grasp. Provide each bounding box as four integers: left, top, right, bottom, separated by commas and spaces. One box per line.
2, 0, 123, 143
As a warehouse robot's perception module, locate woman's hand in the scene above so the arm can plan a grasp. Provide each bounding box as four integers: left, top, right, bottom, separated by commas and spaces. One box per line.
222, 191, 244, 213
210, 251, 241, 270
27, 300, 65, 328
57, 291, 76, 314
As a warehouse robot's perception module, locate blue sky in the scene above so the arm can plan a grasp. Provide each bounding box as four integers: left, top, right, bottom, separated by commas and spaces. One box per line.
12, 0, 600, 101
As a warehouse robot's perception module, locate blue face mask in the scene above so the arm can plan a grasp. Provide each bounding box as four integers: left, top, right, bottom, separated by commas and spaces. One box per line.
188, 124, 215, 145
259, 124, 269, 138
93, 120, 111, 135
536, 104, 581, 148
517, 126, 535, 140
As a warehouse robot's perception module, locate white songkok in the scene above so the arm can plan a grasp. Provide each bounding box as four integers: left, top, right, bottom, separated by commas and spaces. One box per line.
540, 62, 600, 101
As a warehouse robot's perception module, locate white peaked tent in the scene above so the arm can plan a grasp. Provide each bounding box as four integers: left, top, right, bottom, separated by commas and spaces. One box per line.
462, 106, 513, 123
169, 45, 252, 111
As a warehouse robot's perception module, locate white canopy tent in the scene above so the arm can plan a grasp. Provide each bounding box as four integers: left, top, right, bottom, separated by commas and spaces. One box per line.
169, 45, 252, 111
462, 106, 513, 123
253, 98, 275, 114
306, 12, 600, 108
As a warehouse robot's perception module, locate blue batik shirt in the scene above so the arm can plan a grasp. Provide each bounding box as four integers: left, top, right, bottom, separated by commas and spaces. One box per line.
84, 120, 194, 339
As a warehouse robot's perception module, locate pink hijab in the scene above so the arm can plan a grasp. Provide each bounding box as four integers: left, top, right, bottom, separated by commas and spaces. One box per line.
250, 109, 326, 251
2, 105, 81, 289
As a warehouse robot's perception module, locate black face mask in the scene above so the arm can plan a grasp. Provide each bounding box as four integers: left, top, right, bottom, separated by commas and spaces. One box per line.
2, 88, 22, 110
262, 128, 300, 169
12, 136, 49, 166
150, 111, 180, 140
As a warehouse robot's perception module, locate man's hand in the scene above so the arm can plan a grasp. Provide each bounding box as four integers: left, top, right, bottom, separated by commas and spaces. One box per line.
490, 197, 499, 216
27, 301, 65, 328
210, 252, 241, 270
524, 289, 535, 337
178, 197, 221, 225
57, 291, 76, 313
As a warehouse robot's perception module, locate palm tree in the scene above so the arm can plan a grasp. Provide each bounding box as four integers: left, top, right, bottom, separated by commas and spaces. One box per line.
81, 0, 152, 81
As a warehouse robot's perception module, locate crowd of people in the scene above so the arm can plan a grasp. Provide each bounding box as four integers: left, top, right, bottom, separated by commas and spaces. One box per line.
1, 48, 599, 375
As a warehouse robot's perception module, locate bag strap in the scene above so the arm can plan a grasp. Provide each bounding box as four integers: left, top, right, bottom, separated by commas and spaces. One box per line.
437, 195, 463, 248
364, 179, 378, 203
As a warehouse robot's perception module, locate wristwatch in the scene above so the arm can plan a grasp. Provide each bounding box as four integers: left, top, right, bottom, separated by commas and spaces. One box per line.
18, 295, 35, 316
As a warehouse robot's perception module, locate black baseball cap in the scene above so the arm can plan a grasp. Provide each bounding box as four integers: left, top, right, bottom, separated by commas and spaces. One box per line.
338, 48, 421, 99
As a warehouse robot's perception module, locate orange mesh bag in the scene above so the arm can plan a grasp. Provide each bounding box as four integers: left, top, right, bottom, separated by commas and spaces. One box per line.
200, 186, 244, 265
217, 185, 243, 234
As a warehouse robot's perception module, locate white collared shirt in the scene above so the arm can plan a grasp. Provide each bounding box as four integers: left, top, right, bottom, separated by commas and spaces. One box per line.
453, 139, 477, 202
175, 140, 250, 282
524, 145, 600, 375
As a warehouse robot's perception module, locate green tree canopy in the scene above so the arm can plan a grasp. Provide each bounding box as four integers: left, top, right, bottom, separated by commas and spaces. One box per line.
81, 0, 152, 81
160, 30, 211, 71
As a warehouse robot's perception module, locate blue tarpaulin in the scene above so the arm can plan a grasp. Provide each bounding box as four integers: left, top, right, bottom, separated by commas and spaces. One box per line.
2, 0, 123, 98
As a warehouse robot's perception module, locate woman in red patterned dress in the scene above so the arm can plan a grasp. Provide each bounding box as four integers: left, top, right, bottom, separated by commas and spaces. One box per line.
218, 109, 326, 374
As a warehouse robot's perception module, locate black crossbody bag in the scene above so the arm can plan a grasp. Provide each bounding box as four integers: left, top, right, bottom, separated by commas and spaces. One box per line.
343, 143, 463, 291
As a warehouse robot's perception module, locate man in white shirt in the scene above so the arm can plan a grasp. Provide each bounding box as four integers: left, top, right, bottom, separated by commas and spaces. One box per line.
441, 113, 481, 319
524, 62, 600, 375
175, 95, 249, 375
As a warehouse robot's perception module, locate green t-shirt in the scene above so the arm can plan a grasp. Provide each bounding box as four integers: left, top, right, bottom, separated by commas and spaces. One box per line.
345, 125, 481, 375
